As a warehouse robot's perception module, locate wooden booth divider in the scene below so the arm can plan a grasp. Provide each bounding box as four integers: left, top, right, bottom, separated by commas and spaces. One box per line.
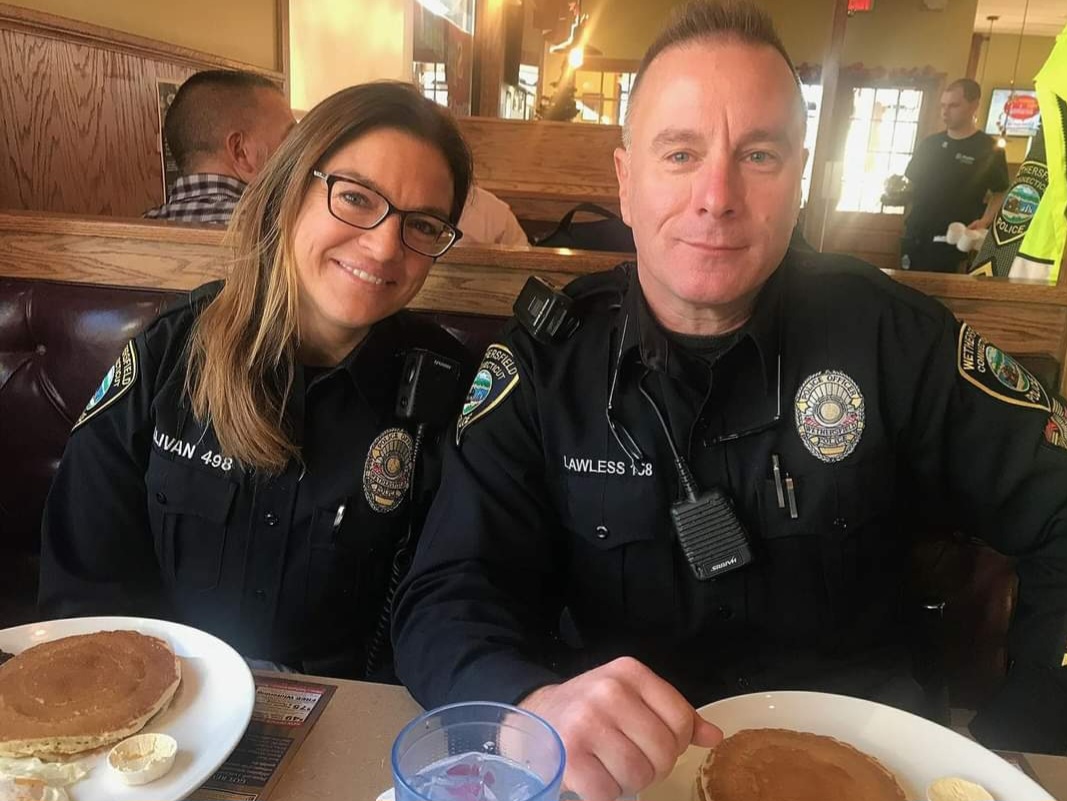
1, 210, 1065, 396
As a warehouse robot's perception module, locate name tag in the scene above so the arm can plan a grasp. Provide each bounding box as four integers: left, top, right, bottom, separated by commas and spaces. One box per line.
562, 455, 653, 478
153, 427, 235, 473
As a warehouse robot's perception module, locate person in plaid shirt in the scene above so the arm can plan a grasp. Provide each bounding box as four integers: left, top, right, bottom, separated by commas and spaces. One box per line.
145, 70, 294, 225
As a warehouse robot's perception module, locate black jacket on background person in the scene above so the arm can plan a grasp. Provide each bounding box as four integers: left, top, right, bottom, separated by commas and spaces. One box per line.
393, 252, 1067, 753
39, 282, 471, 679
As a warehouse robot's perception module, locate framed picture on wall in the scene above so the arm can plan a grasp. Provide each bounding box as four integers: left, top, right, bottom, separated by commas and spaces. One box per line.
156, 79, 182, 201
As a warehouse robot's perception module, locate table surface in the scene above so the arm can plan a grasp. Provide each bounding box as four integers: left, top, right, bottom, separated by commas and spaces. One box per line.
266, 676, 1067, 801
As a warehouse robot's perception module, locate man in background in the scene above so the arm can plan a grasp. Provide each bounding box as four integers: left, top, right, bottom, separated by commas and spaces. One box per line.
458, 185, 531, 248
144, 70, 294, 225
902, 78, 1009, 272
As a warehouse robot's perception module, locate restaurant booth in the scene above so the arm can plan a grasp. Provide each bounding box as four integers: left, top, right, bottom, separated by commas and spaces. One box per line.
1, 0, 1067, 797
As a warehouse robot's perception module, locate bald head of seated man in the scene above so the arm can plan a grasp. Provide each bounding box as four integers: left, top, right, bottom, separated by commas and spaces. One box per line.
145, 69, 295, 225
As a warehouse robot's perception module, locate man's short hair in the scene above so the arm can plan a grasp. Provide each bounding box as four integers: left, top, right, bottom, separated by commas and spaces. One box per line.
165, 69, 282, 173
945, 78, 981, 103
623, 1, 805, 147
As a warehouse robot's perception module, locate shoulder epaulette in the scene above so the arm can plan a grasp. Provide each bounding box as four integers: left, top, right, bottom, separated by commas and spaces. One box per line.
160, 280, 224, 318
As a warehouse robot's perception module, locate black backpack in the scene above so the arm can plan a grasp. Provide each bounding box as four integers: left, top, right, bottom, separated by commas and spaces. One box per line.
534, 203, 635, 253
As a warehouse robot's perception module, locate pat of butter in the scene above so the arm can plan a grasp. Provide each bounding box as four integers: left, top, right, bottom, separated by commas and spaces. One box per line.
107, 733, 178, 786
927, 777, 994, 801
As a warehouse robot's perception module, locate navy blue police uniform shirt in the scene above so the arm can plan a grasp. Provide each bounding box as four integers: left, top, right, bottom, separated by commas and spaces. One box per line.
393, 252, 1067, 754
904, 130, 1010, 241
39, 281, 471, 678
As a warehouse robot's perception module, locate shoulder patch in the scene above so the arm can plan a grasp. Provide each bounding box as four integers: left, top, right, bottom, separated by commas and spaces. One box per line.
74, 341, 139, 430
957, 324, 1050, 411
456, 343, 520, 446
1045, 399, 1067, 452
794, 370, 865, 462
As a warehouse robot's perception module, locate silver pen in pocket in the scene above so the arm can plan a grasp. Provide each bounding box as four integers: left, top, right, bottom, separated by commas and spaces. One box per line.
331, 503, 346, 536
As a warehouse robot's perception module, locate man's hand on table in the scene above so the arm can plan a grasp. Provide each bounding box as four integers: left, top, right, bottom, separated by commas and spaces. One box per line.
519, 657, 723, 800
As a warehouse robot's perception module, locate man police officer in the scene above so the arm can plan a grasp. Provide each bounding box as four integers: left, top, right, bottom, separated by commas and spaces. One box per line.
394, 3, 1067, 798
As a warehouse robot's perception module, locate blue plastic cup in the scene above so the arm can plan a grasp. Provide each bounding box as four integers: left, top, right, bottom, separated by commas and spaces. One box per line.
392, 701, 566, 801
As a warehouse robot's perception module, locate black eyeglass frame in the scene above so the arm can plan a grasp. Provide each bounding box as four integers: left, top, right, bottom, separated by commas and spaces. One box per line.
310, 169, 463, 258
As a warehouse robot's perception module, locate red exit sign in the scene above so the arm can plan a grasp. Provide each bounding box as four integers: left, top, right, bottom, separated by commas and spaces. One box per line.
848, 0, 875, 12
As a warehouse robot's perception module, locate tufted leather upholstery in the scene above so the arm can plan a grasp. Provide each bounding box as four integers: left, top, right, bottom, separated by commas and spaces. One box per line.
0, 276, 1036, 712
0, 279, 179, 627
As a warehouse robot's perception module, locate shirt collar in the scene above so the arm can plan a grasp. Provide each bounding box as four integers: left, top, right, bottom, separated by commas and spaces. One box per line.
167, 173, 248, 202
615, 253, 788, 392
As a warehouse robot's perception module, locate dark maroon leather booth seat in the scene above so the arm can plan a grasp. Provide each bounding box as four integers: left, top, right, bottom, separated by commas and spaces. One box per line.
0, 276, 1032, 710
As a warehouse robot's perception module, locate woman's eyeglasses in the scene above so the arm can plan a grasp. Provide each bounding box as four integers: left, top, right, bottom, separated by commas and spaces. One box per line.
311, 170, 463, 258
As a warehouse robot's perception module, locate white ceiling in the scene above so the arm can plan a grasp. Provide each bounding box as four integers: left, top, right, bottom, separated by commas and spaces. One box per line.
974, 0, 1066, 37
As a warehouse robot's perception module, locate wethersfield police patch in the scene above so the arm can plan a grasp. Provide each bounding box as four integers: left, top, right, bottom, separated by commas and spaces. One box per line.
794, 370, 865, 463
74, 340, 138, 430
1045, 399, 1067, 452
957, 324, 1051, 411
456, 343, 520, 446
363, 428, 415, 513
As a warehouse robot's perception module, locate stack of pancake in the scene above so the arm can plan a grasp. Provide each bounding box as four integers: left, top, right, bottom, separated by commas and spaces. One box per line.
0, 630, 181, 759
696, 728, 906, 801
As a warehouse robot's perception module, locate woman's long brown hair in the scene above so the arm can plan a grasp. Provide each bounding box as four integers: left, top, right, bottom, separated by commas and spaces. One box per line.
185, 81, 473, 474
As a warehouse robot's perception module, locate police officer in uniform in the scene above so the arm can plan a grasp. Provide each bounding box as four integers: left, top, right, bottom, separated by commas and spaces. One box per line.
393, 4, 1067, 797
40, 82, 473, 680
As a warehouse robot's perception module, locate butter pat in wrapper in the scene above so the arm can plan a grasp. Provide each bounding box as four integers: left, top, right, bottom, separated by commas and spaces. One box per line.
927, 777, 994, 801
107, 733, 178, 786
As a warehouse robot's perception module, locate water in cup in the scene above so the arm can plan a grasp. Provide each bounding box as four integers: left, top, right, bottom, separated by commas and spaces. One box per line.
408, 751, 546, 801
392, 701, 564, 801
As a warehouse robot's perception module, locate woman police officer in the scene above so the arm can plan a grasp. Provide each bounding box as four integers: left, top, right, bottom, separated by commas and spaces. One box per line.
39, 81, 473, 679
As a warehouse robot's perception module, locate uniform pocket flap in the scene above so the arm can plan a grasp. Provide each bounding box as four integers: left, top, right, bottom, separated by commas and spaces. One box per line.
151, 462, 237, 523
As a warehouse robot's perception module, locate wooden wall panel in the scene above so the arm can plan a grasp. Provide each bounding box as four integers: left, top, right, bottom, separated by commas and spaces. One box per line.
820, 211, 905, 270
459, 117, 620, 195
0, 29, 194, 215
0, 3, 283, 217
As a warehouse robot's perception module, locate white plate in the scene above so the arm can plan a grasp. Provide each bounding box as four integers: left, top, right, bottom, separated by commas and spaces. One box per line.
0, 616, 255, 801
641, 691, 1052, 801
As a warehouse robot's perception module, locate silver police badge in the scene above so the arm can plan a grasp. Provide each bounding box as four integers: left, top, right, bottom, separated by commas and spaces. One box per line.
794, 370, 865, 463
363, 428, 415, 513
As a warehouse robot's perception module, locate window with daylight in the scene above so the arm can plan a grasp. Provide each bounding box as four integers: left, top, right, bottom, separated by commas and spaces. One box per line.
414, 62, 448, 108
503, 64, 540, 120
416, 0, 474, 34
837, 87, 923, 213
573, 70, 636, 126
800, 82, 823, 206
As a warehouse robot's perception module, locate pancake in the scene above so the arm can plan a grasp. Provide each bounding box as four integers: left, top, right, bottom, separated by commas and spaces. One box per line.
0, 630, 181, 759
696, 728, 906, 801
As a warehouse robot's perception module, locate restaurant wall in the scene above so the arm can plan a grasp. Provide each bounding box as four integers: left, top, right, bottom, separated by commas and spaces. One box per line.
579, 0, 834, 66
975, 34, 1056, 165
2, 0, 279, 69
289, 0, 414, 113
841, 0, 978, 78
567, 0, 978, 78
